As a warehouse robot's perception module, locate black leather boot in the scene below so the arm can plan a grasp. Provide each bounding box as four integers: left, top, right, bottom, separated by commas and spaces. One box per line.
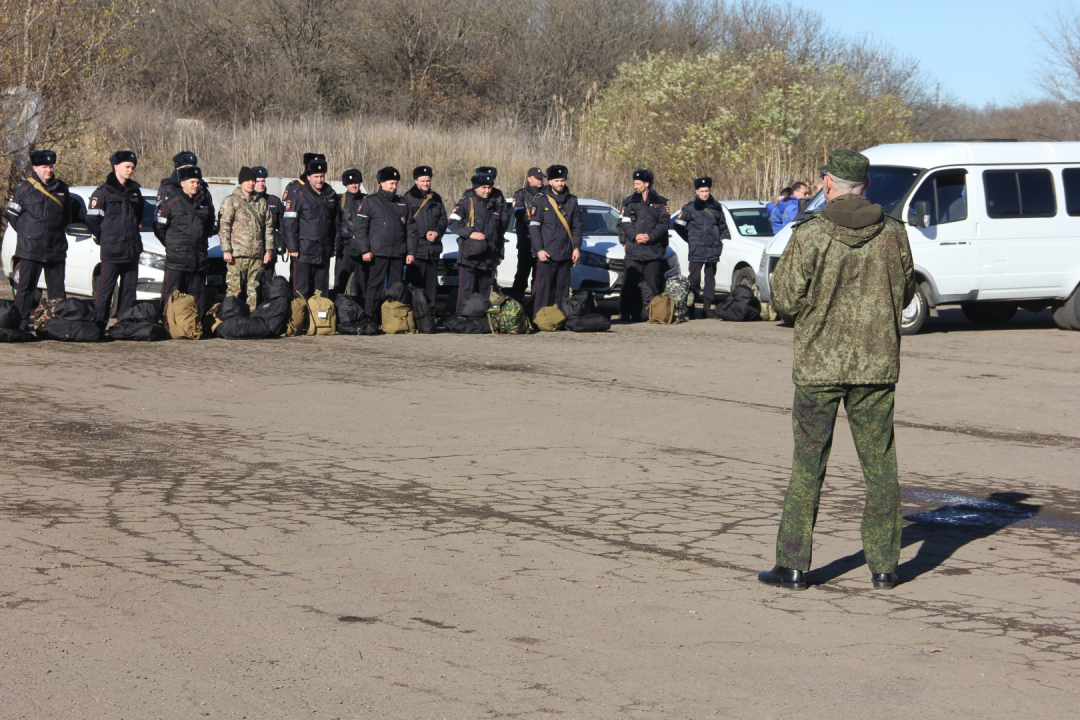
872, 572, 898, 589
757, 566, 808, 590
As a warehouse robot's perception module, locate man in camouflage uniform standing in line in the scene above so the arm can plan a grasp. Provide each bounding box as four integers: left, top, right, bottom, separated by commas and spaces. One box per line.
219, 166, 274, 311
759, 149, 915, 591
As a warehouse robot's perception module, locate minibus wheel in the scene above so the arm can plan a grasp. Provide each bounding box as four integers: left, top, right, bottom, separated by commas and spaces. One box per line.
901, 284, 928, 335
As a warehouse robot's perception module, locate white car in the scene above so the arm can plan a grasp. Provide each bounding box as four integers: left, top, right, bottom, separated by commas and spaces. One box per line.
667, 200, 773, 294
435, 198, 680, 300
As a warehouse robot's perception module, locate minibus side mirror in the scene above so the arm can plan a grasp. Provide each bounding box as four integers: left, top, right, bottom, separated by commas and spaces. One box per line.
911, 201, 932, 229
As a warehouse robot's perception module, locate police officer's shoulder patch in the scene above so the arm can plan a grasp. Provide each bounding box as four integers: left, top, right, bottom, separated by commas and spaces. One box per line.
90, 196, 99, 208
530, 206, 537, 217
282, 190, 289, 201
285, 200, 292, 211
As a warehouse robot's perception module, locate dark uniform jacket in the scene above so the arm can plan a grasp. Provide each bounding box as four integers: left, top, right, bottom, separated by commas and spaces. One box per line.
6, 173, 83, 263
674, 197, 726, 263
513, 185, 543, 254
490, 187, 512, 236
281, 180, 340, 265
337, 190, 367, 256
262, 193, 283, 231
86, 173, 145, 264
528, 188, 582, 262
447, 189, 504, 270
405, 186, 448, 261
153, 190, 216, 272
617, 190, 671, 262
350, 189, 407, 259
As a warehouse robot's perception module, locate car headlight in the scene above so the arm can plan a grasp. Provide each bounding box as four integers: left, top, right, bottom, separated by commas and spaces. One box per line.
139, 251, 166, 270
577, 251, 609, 269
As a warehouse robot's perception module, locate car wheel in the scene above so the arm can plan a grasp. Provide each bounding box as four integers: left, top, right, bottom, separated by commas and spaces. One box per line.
961, 301, 1018, 326
732, 266, 756, 288
1051, 303, 1072, 330
91, 271, 120, 318
10, 264, 43, 307
901, 284, 928, 335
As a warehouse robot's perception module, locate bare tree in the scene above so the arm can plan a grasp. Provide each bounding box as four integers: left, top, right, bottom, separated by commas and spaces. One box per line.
1036, 8, 1080, 120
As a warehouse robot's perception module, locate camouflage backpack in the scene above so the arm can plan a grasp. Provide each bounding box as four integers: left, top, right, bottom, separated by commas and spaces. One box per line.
664, 274, 690, 323
33, 297, 62, 330
487, 287, 530, 334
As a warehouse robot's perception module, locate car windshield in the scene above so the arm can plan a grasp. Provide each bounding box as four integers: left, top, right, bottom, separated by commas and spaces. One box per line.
582, 206, 620, 235
728, 208, 774, 237
140, 197, 157, 231
801, 165, 922, 218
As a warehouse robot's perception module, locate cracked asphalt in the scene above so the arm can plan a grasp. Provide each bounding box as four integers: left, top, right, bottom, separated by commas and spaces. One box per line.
1, 305, 1078, 718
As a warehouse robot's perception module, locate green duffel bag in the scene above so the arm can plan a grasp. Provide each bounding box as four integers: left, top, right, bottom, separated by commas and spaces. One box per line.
381, 300, 417, 334
533, 304, 567, 332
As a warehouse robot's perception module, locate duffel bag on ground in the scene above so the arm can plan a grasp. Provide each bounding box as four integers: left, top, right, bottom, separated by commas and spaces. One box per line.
306, 290, 337, 335
565, 313, 611, 332
664, 274, 690, 323
165, 290, 202, 339
0, 299, 22, 329
487, 287, 530, 334
252, 296, 291, 336
457, 292, 490, 318
261, 274, 291, 302
384, 281, 413, 306
647, 293, 677, 324
557, 291, 595, 321
533, 304, 566, 332
37, 298, 102, 342
444, 315, 491, 334
217, 316, 274, 339
285, 292, 308, 336
410, 285, 436, 334
336, 294, 380, 335
710, 284, 761, 322
381, 300, 417, 334
109, 302, 169, 341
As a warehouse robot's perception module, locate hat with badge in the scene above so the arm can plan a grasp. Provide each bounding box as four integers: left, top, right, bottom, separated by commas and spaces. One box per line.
172, 151, 197, 168
633, 168, 654, 185
110, 150, 137, 167
29, 150, 57, 166
693, 176, 712, 190
527, 167, 546, 180
302, 153, 326, 166
471, 172, 495, 189
413, 165, 433, 180
304, 158, 327, 175
545, 165, 568, 180
177, 166, 202, 182
824, 149, 869, 183
475, 166, 498, 181
342, 169, 363, 185
251, 166, 269, 179
376, 167, 400, 183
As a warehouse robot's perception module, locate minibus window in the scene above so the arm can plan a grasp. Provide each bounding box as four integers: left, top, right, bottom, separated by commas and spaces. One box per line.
984, 169, 1056, 218
908, 171, 967, 226
1064, 168, 1080, 216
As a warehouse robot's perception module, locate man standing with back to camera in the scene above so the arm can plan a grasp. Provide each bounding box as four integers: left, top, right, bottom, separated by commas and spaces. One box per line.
759, 149, 915, 591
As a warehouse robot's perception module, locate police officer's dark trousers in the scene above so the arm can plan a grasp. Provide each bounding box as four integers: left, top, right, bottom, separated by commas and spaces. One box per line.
95, 260, 139, 324
619, 258, 663, 320
406, 258, 438, 309
688, 261, 716, 305
365, 256, 404, 315
160, 268, 206, 319
532, 258, 571, 317
512, 241, 536, 297
334, 253, 358, 296
293, 260, 329, 298
775, 384, 902, 575
14, 258, 66, 329
457, 265, 493, 310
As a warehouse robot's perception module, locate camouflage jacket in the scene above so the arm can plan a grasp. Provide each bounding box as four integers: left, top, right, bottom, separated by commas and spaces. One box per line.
772, 194, 915, 386
218, 187, 273, 257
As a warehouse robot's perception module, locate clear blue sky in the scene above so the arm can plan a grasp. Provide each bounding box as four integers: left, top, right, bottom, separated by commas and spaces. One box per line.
822, 1, 1060, 108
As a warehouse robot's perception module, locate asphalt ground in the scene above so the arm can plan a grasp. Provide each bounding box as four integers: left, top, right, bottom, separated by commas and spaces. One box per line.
1, 298, 1078, 719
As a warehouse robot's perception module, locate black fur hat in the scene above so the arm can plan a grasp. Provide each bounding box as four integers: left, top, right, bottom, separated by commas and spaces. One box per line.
475, 166, 498, 181
376, 166, 401, 183
173, 151, 197, 168
413, 165, 433, 180
341, 169, 363, 185
304, 159, 327, 176
546, 165, 568, 180
471, 172, 495, 189
302, 153, 326, 166
29, 150, 57, 166
109, 150, 137, 167
693, 176, 712, 190
177, 166, 202, 182
632, 169, 654, 185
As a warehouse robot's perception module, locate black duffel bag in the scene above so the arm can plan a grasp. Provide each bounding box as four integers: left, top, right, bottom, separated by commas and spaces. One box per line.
217, 316, 273, 339
457, 291, 490, 318
336, 294, 380, 335
0, 299, 22, 329
410, 285, 436, 334
444, 315, 491, 334
0, 326, 35, 342
565, 313, 611, 332
109, 302, 169, 341
260, 273, 292, 302
710, 284, 761, 322
384, 281, 413, 306
37, 298, 101, 342
557, 291, 596, 320
252, 296, 291, 336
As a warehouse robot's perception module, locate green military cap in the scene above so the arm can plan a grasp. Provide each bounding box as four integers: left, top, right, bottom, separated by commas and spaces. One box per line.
824, 149, 869, 183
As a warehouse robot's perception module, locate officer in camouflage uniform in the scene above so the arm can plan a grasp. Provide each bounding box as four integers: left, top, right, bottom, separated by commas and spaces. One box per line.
759, 149, 915, 591
218, 166, 274, 311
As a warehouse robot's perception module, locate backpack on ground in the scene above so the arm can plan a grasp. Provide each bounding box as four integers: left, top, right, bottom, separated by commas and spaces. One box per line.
109, 302, 169, 341
556, 291, 595, 321
0, 299, 22, 330
382, 299, 417, 334
457, 292, 490, 318
335, 294, 380, 335
565, 313, 611, 332
444, 314, 491, 334
306, 290, 336, 335
384, 281, 413, 306
410, 285, 437, 334
664, 274, 690, 323
165, 290, 202, 340
647, 293, 677, 324
285, 292, 308, 336
534, 304, 567, 332
487, 287, 530, 334
37, 298, 102, 342
710, 284, 761, 322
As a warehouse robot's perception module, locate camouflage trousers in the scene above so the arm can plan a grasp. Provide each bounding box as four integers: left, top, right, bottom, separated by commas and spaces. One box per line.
226, 257, 264, 312
775, 384, 902, 574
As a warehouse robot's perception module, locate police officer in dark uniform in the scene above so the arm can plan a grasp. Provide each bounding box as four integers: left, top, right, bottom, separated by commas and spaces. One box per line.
447, 172, 503, 308
86, 150, 145, 326
528, 165, 581, 317
158, 151, 211, 205
404, 165, 448, 310
617, 169, 670, 321
252, 166, 283, 288
350, 167, 407, 315
154, 166, 216, 321
335, 168, 366, 297
673, 176, 726, 318
282, 156, 339, 298
475, 165, 512, 237
510, 167, 545, 299
6, 149, 84, 330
